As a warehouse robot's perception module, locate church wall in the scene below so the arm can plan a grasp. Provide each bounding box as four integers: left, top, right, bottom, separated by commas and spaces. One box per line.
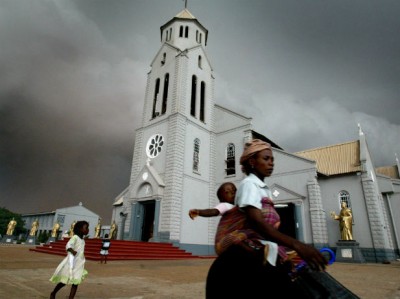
179, 176, 214, 252
137, 122, 170, 178
318, 175, 374, 248
167, 20, 205, 50
145, 45, 180, 120
214, 106, 252, 133
267, 149, 320, 243
382, 194, 399, 253
183, 123, 212, 179
185, 48, 214, 131
215, 129, 249, 188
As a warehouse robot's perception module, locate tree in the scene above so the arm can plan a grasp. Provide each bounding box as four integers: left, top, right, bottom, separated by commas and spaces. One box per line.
0, 207, 26, 236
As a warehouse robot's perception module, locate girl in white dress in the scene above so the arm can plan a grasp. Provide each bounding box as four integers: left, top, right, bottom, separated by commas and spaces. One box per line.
50, 220, 89, 299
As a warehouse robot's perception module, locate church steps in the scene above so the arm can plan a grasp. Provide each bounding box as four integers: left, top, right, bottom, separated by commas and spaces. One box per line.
29, 238, 201, 260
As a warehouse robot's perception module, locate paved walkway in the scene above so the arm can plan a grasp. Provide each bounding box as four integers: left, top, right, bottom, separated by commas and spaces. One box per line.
1, 245, 400, 298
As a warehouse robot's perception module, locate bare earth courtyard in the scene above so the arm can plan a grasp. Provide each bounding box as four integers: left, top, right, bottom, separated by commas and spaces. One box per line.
1, 245, 400, 299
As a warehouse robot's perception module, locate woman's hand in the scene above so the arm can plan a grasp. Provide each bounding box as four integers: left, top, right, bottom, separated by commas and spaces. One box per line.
245, 206, 327, 271
292, 241, 327, 271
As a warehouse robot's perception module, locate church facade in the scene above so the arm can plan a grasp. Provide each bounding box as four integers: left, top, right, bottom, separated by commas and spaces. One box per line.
112, 8, 400, 262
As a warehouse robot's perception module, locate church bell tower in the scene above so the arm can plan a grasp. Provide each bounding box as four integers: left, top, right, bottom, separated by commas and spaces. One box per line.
124, 7, 217, 254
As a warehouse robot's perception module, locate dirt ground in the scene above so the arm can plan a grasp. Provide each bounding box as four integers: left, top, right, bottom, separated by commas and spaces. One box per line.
1, 244, 400, 299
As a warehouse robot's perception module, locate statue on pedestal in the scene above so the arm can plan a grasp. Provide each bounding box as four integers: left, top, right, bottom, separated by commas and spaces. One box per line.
94, 219, 102, 238
330, 202, 353, 240
109, 220, 118, 240
29, 219, 39, 236
69, 220, 76, 237
6, 218, 17, 235
51, 222, 60, 238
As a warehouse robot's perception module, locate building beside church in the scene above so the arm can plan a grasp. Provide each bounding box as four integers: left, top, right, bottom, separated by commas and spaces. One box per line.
111, 7, 400, 262
22, 202, 100, 239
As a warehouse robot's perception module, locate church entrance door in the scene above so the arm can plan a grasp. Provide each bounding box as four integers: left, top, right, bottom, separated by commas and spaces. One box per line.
275, 203, 297, 239
140, 200, 155, 242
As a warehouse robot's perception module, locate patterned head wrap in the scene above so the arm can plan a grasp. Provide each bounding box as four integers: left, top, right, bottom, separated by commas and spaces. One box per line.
239, 139, 272, 165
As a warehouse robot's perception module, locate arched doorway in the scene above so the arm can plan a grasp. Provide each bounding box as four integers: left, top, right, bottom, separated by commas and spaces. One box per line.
275, 203, 297, 239
131, 200, 156, 242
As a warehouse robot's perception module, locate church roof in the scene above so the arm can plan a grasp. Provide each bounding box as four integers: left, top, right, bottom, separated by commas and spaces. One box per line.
175, 9, 196, 19
294, 140, 361, 176
376, 165, 399, 179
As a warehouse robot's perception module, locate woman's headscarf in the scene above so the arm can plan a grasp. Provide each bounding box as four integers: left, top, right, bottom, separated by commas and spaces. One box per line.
239, 139, 271, 165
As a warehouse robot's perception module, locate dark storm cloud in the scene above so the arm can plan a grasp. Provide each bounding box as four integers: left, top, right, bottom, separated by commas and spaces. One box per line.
0, 1, 145, 221
1, 0, 399, 220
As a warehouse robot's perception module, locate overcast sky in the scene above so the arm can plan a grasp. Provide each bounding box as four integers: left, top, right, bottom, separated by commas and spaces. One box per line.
1, 0, 399, 223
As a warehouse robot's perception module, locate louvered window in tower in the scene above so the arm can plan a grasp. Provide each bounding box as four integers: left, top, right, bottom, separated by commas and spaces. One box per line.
200, 81, 205, 122
226, 143, 236, 176
191, 75, 197, 117
152, 78, 160, 118
193, 138, 200, 172
162, 73, 169, 114
185, 26, 189, 38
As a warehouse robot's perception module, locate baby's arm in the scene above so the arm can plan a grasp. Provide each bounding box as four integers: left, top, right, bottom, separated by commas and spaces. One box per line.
67, 248, 77, 256
189, 208, 220, 219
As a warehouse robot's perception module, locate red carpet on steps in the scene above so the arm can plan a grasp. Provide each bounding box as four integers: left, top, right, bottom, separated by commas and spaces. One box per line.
29, 238, 207, 261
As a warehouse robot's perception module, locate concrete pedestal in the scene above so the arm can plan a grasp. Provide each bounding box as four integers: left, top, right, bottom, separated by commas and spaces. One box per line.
1, 235, 16, 244
47, 237, 57, 244
336, 240, 365, 263
26, 236, 37, 245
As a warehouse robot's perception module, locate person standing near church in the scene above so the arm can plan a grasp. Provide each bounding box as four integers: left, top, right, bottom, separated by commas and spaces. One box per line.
100, 234, 111, 264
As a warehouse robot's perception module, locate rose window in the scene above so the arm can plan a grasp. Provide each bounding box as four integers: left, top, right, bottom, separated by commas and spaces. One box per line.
146, 134, 164, 158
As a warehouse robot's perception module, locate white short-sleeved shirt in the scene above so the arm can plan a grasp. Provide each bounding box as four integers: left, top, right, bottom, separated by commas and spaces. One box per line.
235, 173, 273, 210
214, 202, 235, 215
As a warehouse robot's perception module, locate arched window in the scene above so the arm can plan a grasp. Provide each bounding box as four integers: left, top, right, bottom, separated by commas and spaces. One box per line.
196, 30, 199, 43
185, 26, 189, 38
338, 191, 351, 208
190, 75, 197, 117
199, 33, 202, 43
200, 81, 205, 122
179, 26, 183, 37
193, 138, 200, 172
162, 73, 169, 114
198, 55, 202, 68
226, 143, 235, 175
169, 28, 172, 40
152, 78, 160, 118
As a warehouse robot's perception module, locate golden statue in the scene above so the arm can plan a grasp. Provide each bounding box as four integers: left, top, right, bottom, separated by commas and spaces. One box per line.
29, 219, 39, 236
69, 220, 76, 237
51, 222, 60, 238
109, 220, 118, 240
94, 219, 102, 238
6, 218, 17, 235
330, 202, 353, 240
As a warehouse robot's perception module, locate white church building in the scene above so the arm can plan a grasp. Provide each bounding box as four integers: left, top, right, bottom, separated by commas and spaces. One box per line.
112, 8, 400, 262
